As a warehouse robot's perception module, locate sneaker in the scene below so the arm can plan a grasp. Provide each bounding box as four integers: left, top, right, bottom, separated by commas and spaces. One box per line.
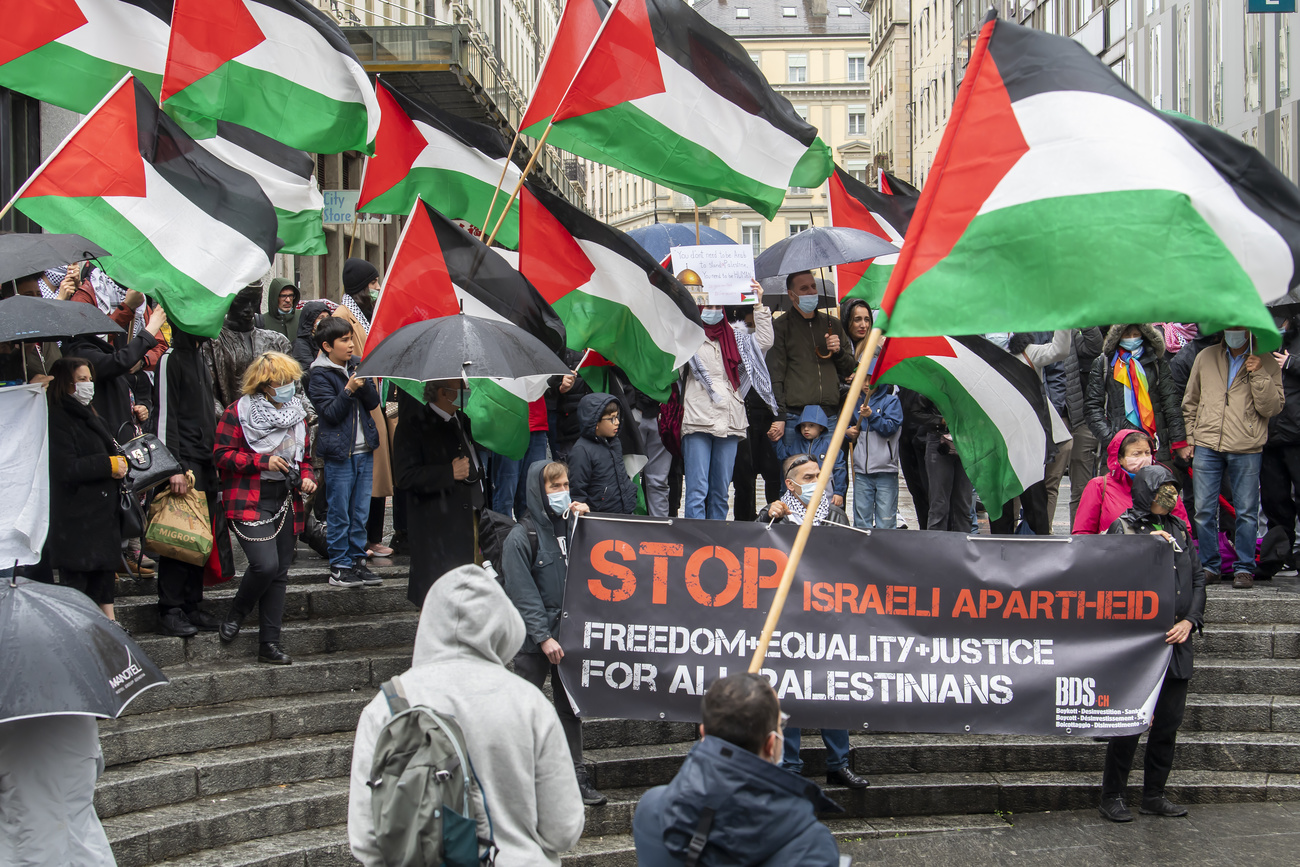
1276, 568, 1298, 578
354, 561, 384, 586
1233, 571, 1255, 589
1098, 795, 1133, 822
575, 770, 607, 806
158, 608, 198, 637
186, 609, 222, 632
366, 542, 394, 557
1140, 795, 1188, 817
329, 566, 364, 588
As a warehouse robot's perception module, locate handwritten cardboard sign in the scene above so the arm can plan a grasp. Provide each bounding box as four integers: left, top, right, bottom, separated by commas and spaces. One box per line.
671, 244, 756, 305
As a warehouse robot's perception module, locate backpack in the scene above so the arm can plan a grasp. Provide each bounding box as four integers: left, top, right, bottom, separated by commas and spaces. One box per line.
367, 677, 497, 867
477, 510, 538, 579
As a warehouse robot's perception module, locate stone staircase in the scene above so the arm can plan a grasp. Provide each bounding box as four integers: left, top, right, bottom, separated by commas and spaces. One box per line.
98, 554, 1300, 866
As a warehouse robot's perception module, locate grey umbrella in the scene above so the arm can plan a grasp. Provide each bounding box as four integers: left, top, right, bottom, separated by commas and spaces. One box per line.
753, 226, 898, 279
759, 275, 836, 312
0, 233, 109, 285
357, 314, 572, 383
0, 577, 168, 723
0, 295, 125, 343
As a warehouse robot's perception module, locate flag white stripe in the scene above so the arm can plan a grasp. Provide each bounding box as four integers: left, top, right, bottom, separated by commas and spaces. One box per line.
981, 90, 1292, 303
196, 135, 324, 215
104, 162, 273, 298
407, 119, 523, 186
60, 0, 169, 74
451, 277, 551, 401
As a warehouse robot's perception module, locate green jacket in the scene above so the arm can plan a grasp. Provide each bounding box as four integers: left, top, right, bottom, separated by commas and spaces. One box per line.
765, 310, 854, 416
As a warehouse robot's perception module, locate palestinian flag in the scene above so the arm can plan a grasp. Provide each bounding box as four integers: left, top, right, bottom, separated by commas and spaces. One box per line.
829, 165, 917, 305
1, 0, 170, 113
519, 0, 610, 136
358, 80, 523, 248
161, 0, 380, 154
872, 335, 1051, 521
878, 170, 918, 197
368, 198, 566, 459
879, 12, 1300, 351
519, 183, 704, 401
13, 76, 279, 338
547, 0, 832, 219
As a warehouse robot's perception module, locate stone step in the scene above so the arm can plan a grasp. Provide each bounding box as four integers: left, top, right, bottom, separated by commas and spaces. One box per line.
1184, 693, 1300, 732
114, 557, 408, 598
1193, 658, 1300, 696
1200, 591, 1300, 625
118, 647, 411, 716
1193, 623, 1300, 658
96, 732, 355, 820
140, 825, 353, 867
104, 777, 349, 867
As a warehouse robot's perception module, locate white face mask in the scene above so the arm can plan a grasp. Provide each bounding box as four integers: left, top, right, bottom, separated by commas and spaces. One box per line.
73, 381, 95, 406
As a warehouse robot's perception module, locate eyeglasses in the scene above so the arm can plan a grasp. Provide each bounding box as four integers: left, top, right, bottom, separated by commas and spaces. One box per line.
600, 413, 621, 423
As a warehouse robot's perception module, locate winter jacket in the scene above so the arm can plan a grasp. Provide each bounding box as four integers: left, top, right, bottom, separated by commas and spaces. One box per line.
254, 278, 301, 341
329, 305, 393, 498
157, 332, 217, 476
502, 462, 569, 655
1182, 339, 1285, 454
63, 330, 158, 444
1072, 428, 1189, 535
568, 392, 638, 514
1063, 327, 1104, 428
348, 565, 584, 866
0, 715, 115, 867
852, 385, 903, 476
774, 405, 847, 497
1170, 333, 1220, 397
291, 300, 333, 374
1268, 322, 1300, 446
766, 309, 854, 416
1107, 465, 1205, 680
306, 355, 380, 462
46, 395, 121, 572
633, 735, 841, 867
1085, 324, 1187, 461
682, 309, 773, 439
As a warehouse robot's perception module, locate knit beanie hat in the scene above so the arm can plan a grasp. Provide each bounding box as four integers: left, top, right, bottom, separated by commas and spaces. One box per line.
343, 258, 379, 297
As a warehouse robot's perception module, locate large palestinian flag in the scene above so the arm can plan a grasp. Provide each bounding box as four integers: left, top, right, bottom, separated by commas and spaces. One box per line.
519, 183, 704, 401
358, 80, 523, 248
367, 199, 566, 459
879, 12, 1300, 351
162, 0, 380, 154
829, 166, 917, 305
872, 335, 1051, 520
13, 76, 279, 338
547, 0, 832, 219
519, 0, 610, 136
0, 0, 171, 112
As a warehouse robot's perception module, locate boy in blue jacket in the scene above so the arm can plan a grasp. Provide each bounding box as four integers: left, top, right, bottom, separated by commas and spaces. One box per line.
306, 317, 382, 588
847, 384, 904, 529
774, 405, 847, 507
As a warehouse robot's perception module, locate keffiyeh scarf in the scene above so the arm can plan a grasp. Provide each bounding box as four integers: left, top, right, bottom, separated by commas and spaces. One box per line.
237, 393, 307, 478
779, 488, 831, 526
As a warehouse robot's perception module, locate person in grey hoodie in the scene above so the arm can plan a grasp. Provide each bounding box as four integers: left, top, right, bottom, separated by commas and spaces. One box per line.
348, 564, 585, 866
502, 460, 607, 807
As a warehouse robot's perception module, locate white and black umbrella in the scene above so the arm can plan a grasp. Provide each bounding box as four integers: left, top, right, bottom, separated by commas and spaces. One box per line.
753, 226, 898, 279
0, 577, 168, 723
357, 314, 572, 383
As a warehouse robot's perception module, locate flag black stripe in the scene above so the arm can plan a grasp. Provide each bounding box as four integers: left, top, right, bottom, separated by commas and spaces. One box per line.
834, 166, 916, 236
214, 120, 315, 180
882, 171, 919, 198
951, 334, 1051, 439
252, 0, 358, 61
119, 0, 172, 23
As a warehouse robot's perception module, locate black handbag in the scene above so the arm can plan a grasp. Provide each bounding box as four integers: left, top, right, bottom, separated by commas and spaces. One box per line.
117, 422, 183, 493
118, 482, 146, 540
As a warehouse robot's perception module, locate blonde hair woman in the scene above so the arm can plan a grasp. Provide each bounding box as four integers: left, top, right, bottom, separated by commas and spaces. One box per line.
213, 352, 317, 664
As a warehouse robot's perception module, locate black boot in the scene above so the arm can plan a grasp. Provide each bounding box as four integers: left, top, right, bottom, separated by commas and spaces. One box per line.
158, 608, 198, 638
218, 608, 243, 643
301, 515, 329, 559
258, 642, 292, 665
1140, 795, 1188, 817
575, 767, 607, 806
827, 767, 870, 789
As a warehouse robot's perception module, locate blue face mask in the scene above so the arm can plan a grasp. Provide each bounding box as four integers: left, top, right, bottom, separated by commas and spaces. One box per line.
796, 294, 819, 314
1119, 337, 1144, 352
547, 490, 572, 514
799, 482, 818, 503
271, 383, 296, 404
1225, 330, 1249, 349
700, 308, 725, 325
985, 332, 1011, 351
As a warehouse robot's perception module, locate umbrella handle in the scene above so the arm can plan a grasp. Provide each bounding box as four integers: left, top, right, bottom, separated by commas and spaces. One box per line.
816, 325, 834, 360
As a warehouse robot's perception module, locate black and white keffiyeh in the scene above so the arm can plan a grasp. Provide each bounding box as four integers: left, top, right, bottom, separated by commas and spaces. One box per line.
779, 488, 831, 526
236, 393, 307, 479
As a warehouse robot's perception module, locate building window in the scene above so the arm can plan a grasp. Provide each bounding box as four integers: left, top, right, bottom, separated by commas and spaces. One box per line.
848, 110, 867, 135
788, 221, 810, 235
749, 52, 761, 66
1283, 114, 1294, 180
1208, 0, 1223, 124
736, 7, 750, 17
788, 54, 807, 83
1176, 7, 1191, 114
847, 161, 869, 183
741, 223, 762, 255
1148, 24, 1161, 109
1282, 17, 1292, 101
783, 6, 797, 16
793, 105, 810, 121
848, 55, 866, 82
1246, 9, 1262, 111
839, 5, 852, 14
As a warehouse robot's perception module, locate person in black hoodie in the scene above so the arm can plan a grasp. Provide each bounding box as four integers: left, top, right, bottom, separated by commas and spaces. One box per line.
154, 327, 225, 636
291, 300, 334, 374
1099, 464, 1206, 823
45, 357, 127, 620
568, 392, 637, 514
1262, 314, 1300, 566
255, 278, 301, 341
63, 301, 167, 448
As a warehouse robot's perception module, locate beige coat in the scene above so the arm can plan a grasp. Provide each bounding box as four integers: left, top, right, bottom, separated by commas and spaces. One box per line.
682, 306, 774, 439
333, 306, 394, 497
1182, 342, 1285, 454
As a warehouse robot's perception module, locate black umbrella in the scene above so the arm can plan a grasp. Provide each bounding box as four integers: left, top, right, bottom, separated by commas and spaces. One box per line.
758, 275, 836, 312
0, 295, 125, 343
0, 233, 109, 286
0, 577, 168, 723
1268, 287, 1300, 319
357, 314, 572, 383
753, 226, 898, 279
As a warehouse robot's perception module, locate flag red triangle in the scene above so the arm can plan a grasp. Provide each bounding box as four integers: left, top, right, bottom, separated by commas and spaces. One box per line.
829, 170, 889, 300
366, 201, 461, 355
162, 0, 266, 102
521, 0, 608, 132
552, 0, 665, 124
871, 335, 957, 382
358, 81, 429, 210
518, 187, 596, 305
1, 0, 86, 67
22, 80, 147, 201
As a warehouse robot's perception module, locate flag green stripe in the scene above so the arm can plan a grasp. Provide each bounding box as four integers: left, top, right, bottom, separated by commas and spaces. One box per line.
0, 41, 162, 114
876, 356, 1017, 520
885, 190, 1283, 350
465, 380, 530, 458
16, 196, 235, 337
275, 207, 327, 255
844, 265, 893, 308
360, 167, 520, 249
165, 60, 372, 154
555, 290, 679, 402
549, 102, 790, 220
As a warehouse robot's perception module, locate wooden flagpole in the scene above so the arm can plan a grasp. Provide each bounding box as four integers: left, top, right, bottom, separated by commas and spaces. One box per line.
748, 325, 883, 673
483, 124, 554, 247
481, 131, 521, 233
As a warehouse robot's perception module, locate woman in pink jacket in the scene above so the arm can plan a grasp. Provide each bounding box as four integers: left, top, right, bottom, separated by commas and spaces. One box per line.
1073, 429, 1189, 534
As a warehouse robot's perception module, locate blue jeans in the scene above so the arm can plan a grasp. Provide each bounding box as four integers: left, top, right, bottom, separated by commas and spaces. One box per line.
682, 433, 740, 520
782, 728, 850, 774
1192, 447, 1262, 576
324, 453, 373, 569
853, 472, 898, 529
490, 432, 549, 520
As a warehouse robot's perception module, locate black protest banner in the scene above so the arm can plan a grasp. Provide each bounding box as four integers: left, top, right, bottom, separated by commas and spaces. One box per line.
557, 515, 1175, 737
